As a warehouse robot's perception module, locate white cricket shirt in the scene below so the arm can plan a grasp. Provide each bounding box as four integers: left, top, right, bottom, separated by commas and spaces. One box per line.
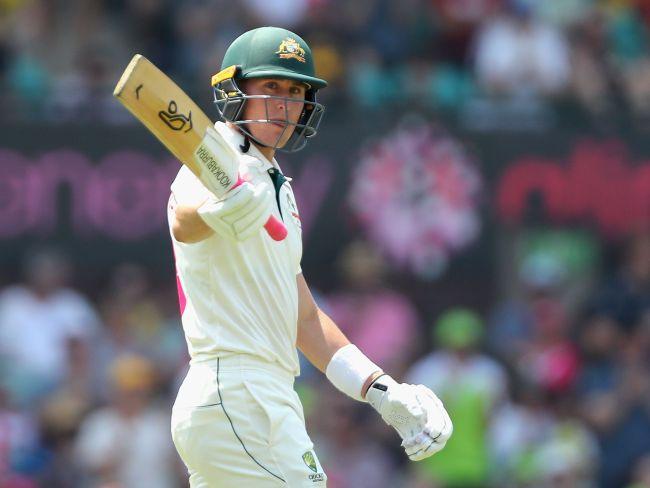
167, 122, 304, 375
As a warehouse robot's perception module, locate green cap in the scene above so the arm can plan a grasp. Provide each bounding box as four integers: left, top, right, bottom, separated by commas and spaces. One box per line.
217, 26, 327, 89
434, 308, 484, 349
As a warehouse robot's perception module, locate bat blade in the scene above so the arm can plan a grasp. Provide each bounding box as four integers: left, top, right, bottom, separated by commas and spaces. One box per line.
113, 54, 214, 178
113, 54, 287, 241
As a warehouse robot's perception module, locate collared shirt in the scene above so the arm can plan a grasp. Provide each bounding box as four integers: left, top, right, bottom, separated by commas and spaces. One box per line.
167, 122, 303, 375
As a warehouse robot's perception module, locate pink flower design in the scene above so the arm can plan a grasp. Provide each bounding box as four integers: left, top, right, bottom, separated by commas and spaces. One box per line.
350, 122, 482, 278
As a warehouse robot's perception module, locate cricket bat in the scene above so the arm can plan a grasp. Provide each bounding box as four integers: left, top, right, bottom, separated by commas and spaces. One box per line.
113, 54, 287, 241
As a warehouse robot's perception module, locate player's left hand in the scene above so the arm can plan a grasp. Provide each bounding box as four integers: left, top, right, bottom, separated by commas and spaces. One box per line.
399, 385, 453, 460
366, 376, 452, 461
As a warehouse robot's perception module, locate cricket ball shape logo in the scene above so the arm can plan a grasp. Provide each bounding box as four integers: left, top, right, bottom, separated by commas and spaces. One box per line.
302, 451, 317, 473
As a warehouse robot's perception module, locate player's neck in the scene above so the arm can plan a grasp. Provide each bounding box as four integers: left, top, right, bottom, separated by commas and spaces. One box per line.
252, 141, 275, 163
228, 122, 276, 162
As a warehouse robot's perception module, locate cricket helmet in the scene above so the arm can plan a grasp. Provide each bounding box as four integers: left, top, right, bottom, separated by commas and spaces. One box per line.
212, 26, 327, 152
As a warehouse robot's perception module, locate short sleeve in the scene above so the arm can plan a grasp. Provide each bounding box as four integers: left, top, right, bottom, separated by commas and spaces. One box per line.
170, 166, 212, 206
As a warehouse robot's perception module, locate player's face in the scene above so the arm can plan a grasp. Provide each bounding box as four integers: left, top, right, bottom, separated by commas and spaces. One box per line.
241, 78, 306, 148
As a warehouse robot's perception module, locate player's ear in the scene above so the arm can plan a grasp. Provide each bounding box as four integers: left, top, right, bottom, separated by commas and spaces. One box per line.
237, 78, 249, 94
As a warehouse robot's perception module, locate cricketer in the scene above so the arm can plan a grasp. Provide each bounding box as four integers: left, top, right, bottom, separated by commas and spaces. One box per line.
167, 26, 453, 487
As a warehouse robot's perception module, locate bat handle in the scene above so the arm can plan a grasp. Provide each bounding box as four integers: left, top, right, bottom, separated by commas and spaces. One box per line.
233, 176, 288, 242
264, 215, 288, 241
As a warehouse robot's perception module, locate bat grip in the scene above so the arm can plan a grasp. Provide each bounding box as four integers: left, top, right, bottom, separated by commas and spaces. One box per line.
232, 176, 288, 242
264, 215, 288, 241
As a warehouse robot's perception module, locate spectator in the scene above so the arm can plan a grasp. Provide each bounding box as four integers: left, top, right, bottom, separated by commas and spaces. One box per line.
489, 250, 569, 366
577, 317, 650, 488
347, 45, 403, 109
407, 308, 508, 487
327, 240, 420, 373
95, 264, 186, 399
0, 248, 100, 405
489, 379, 555, 485
576, 313, 626, 398
569, 8, 622, 117
2, 0, 51, 119
47, 46, 121, 122
311, 391, 399, 488
74, 354, 177, 488
516, 296, 580, 395
491, 379, 598, 487
38, 369, 89, 486
530, 397, 598, 488
589, 231, 650, 331
121, 0, 175, 73
432, 0, 501, 66
474, 0, 570, 98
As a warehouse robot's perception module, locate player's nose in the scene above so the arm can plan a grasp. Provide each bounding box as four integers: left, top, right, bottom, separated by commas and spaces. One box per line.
276, 94, 302, 113
268, 98, 290, 120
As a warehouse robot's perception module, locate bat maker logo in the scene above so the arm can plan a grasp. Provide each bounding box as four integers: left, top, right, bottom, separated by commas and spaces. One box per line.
159, 100, 193, 133
195, 144, 232, 188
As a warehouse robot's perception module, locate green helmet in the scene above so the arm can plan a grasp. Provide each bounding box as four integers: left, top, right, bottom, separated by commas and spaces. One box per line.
212, 27, 327, 152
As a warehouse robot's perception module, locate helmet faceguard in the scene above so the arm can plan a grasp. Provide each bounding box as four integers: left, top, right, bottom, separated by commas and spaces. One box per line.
212, 65, 325, 153
212, 27, 327, 153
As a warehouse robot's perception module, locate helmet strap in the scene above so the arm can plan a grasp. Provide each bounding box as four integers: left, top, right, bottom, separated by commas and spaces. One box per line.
235, 123, 274, 151
239, 134, 251, 153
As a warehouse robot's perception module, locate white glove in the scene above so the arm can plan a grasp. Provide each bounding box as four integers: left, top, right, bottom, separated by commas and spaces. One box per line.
366, 375, 452, 461
197, 181, 274, 242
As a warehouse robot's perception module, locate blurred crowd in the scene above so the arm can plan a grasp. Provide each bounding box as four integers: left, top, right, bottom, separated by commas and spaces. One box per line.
2, 0, 650, 124
2, 1, 650, 488
0, 230, 648, 488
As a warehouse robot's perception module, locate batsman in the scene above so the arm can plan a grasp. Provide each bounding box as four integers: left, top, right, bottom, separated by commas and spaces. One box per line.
168, 26, 452, 487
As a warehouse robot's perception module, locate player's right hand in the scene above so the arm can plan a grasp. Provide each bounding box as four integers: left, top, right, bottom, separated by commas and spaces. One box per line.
366, 375, 452, 461
197, 181, 274, 242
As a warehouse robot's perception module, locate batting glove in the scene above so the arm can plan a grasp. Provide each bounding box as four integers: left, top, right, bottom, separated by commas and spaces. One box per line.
366, 376, 453, 461
197, 181, 274, 242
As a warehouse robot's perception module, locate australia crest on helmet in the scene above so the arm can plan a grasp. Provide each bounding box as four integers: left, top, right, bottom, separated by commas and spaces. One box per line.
276, 37, 306, 63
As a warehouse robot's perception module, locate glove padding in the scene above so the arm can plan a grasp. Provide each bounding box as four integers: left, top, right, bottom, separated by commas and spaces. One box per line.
400, 385, 453, 460
197, 181, 274, 242
366, 376, 452, 461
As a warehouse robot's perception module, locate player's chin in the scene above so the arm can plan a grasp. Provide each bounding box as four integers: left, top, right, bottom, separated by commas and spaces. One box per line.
260, 123, 296, 148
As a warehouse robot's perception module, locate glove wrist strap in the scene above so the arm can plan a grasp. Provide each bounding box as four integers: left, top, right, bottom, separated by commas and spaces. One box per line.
365, 374, 398, 412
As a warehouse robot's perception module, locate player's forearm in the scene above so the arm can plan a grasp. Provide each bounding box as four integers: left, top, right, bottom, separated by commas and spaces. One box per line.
298, 311, 383, 398
172, 203, 214, 243
297, 307, 350, 373
295, 274, 381, 398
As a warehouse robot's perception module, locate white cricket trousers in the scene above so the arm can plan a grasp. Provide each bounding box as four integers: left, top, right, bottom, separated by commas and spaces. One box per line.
171, 354, 327, 487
